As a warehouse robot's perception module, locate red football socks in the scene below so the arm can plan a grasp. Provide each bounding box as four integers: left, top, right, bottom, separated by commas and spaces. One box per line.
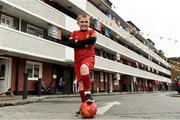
81, 74, 91, 91
79, 74, 91, 102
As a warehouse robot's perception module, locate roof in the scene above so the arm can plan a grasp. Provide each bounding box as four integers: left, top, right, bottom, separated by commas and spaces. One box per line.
147, 38, 155, 46
104, 0, 112, 5
127, 21, 140, 31
169, 57, 180, 60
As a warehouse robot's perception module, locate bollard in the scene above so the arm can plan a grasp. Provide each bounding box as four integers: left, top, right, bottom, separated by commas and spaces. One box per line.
22, 73, 28, 100
38, 78, 42, 97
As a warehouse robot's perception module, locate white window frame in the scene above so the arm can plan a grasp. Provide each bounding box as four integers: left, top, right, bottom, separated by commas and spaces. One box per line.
105, 73, 108, 82
25, 61, 42, 80
113, 74, 119, 85
90, 71, 94, 81
100, 72, 103, 82
1, 14, 14, 28
27, 24, 44, 38
114, 79, 119, 85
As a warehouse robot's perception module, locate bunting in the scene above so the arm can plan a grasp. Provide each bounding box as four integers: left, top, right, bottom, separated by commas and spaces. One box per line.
141, 32, 179, 44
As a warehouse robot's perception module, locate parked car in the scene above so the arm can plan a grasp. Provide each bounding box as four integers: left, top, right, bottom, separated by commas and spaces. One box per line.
175, 77, 180, 94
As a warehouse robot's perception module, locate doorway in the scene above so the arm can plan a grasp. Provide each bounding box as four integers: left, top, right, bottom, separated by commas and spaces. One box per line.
0, 57, 12, 92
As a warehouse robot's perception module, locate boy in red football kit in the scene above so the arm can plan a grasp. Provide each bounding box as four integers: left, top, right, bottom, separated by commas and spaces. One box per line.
68, 14, 96, 115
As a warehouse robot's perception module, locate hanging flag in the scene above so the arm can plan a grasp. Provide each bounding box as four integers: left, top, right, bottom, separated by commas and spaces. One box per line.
94, 19, 102, 32
48, 24, 62, 40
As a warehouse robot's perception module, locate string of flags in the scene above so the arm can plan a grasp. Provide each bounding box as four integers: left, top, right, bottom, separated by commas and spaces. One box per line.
112, 3, 179, 44
140, 32, 179, 44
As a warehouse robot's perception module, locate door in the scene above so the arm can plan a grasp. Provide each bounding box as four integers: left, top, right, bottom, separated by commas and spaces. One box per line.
0, 59, 10, 92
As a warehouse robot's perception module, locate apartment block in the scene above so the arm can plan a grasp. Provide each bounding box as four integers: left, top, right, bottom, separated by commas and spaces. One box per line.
0, 0, 171, 94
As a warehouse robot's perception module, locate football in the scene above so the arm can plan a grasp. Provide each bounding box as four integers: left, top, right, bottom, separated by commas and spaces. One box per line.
80, 102, 97, 118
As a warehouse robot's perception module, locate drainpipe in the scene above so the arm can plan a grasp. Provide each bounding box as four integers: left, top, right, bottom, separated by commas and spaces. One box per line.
15, 57, 19, 95
107, 74, 110, 93
128, 76, 133, 92
103, 72, 106, 93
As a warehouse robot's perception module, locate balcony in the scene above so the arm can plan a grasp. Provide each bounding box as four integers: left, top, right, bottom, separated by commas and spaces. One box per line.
1, 0, 171, 76
95, 56, 171, 83
96, 33, 171, 75
0, 26, 74, 63
1, 0, 68, 30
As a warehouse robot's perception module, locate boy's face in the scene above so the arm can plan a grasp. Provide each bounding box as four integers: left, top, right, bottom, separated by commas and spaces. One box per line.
77, 17, 90, 31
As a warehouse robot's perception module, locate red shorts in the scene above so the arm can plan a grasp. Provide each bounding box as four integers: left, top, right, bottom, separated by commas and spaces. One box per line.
74, 56, 95, 81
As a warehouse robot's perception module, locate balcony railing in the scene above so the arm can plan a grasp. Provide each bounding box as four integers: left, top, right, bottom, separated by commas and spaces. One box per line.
0, 26, 74, 62
96, 33, 171, 75
95, 56, 171, 83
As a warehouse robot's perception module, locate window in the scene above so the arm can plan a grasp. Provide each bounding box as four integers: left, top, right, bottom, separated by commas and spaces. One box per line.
0, 14, 14, 28
0, 64, 5, 80
104, 52, 107, 58
26, 61, 42, 80
27, 24, 44, 38
100, 51, 103, 57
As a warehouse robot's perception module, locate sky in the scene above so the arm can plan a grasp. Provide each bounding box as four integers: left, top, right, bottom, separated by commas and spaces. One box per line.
110, 0, 180, 58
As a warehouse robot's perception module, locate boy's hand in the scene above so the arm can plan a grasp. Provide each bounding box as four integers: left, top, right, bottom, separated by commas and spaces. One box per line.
75, 39, 78, 43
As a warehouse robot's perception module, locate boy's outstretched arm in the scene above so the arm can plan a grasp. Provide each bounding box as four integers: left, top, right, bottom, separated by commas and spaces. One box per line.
67, 39, 86, 48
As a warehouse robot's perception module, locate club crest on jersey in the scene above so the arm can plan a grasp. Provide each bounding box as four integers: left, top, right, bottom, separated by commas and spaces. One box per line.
86, 34, 89, 38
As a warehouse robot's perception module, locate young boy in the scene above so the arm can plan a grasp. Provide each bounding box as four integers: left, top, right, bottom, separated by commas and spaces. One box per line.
68, 14, 96, 114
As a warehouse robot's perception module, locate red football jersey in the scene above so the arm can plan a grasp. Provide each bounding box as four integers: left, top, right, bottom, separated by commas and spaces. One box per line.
70, 29, 96, 62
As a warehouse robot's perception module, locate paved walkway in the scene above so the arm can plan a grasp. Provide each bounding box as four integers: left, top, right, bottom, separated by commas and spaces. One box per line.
0, 92, 128, 107
0, 91, 176, 107
0, 94, 80, 107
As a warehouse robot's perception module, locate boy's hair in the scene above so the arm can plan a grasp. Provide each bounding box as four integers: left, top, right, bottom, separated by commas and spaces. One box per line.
77, 14, 90, 21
